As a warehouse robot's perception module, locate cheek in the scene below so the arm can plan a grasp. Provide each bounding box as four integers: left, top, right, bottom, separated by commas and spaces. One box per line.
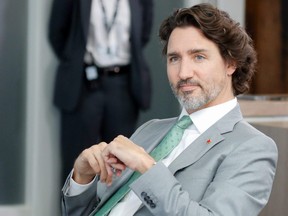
203, 72, 227, 92
201, 66, 224, 83
167, 68, 178, 84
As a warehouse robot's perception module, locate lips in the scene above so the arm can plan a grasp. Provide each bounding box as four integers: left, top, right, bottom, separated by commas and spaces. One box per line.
176, 79, 200, 93
179, 83, 199, 92
177, 80, 200, 92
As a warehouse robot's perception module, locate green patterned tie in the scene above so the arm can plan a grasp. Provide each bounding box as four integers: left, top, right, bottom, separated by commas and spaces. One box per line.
94, 115, 192, 216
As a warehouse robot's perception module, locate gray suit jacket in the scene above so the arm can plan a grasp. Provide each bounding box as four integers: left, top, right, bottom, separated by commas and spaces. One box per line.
62, 104, 278, 216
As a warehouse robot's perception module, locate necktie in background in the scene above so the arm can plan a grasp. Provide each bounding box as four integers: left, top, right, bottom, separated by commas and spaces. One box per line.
94, 115, 192, 216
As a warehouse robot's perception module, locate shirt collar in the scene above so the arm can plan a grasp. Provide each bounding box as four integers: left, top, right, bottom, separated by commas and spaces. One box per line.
179, 98, 237, 133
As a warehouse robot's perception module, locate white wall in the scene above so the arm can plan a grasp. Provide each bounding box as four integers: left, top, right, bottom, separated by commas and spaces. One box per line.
184, 0, 246, 26
0, 0, 60, 215
25, 0, 61, 215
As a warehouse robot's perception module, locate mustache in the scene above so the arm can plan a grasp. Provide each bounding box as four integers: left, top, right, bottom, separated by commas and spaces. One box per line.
176, 79, 200, 89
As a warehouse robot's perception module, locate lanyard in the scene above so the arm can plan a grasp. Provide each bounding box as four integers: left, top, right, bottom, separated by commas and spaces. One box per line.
99, 0, 120, 35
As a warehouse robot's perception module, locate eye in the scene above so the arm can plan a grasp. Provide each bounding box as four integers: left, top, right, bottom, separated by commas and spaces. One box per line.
168, 55, 179, 64
194, 55, 205, 61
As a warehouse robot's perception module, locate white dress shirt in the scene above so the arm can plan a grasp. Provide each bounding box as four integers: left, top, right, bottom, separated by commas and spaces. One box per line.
66, 98, 238, 215
85, 0, 131, 67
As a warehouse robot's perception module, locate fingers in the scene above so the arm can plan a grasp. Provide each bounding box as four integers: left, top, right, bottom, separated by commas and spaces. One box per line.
72, 152, 96, 184
102, 135, 155, 174
89, 146, 107, 182
74, 136, 141, 185
106, 157, 126, 172
109, 163, 126, 177
74, 141, 127, 186
73, 142, 111, 184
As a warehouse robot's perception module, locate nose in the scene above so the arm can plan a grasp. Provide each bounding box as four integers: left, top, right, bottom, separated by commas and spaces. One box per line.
178, 59, 193, 80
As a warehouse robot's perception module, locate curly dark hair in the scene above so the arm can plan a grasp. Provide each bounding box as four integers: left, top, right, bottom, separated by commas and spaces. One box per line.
159, 3, 257, 95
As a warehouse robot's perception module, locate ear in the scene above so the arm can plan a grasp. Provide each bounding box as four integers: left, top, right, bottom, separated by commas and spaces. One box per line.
226, 61, 237, 76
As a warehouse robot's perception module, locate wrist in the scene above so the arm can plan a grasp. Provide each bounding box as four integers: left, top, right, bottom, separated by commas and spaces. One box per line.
72, 170, 95, 185
138, 157, 156, 174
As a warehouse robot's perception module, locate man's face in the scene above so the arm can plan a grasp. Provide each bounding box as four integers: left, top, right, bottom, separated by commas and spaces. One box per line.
166, 26, 236, 113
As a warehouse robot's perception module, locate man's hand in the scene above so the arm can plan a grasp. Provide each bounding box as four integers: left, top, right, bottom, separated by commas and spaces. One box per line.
102, 135, 156, 177
73, 142, 114, 185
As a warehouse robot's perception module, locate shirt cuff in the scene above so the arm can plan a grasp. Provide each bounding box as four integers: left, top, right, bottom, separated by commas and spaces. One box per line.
66, 169, 97, 196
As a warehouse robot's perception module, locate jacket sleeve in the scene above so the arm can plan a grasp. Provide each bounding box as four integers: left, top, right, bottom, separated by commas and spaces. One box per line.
48, 0, 74, 59
61, 173, 100, 216
130, 135, 278, 216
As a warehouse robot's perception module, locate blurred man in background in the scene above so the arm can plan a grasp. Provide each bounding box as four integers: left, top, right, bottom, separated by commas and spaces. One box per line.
48, 0, 154, 183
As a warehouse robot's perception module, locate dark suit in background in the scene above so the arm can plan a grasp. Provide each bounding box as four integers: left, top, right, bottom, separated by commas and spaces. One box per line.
48, 0, 154, 182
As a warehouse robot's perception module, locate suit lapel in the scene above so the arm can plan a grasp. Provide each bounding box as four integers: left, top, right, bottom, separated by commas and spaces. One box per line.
169, 104, 243, 174
128, 0, 138, 37
80, 0, 92, 40
131, 117, 178, 154
169, 126, 224, 175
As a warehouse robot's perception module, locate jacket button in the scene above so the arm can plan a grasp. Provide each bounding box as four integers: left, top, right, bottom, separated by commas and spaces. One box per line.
150, 202, 156, 208
141, 192, 147, 198
144, 195, 150, 202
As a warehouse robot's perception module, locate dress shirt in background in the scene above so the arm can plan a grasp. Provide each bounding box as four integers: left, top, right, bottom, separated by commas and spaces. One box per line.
85, 0, 131, 67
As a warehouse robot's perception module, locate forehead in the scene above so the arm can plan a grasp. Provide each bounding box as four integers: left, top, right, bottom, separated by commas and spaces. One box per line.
167, 26, 219, 53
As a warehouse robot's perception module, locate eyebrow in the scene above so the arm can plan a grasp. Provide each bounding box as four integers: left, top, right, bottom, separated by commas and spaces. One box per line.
167, 48, 209, 57
188, 48, 209, 54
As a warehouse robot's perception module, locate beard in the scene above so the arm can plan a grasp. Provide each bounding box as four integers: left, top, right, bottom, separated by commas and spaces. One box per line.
170, 78, 222, 112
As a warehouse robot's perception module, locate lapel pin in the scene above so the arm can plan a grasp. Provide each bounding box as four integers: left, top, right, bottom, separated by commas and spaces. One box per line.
206, 139, 212, 144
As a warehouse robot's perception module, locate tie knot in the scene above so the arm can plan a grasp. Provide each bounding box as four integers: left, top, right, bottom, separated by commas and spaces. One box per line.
177, 115, 192, 129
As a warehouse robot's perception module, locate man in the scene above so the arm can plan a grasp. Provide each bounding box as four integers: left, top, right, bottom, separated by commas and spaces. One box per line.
48, 0, 154, 182
62, 4, 278, 216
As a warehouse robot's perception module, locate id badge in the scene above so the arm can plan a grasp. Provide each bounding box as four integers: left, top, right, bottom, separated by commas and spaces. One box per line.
85, 66, 98, 81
